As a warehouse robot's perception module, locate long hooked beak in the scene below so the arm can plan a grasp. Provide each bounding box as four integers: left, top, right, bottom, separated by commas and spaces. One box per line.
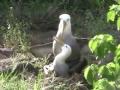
54, 19, 67, 46
62, 20, 66, 33
60, 20, 66, 42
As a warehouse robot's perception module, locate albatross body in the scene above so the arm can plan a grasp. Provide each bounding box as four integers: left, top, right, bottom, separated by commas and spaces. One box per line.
44, 14, 86, 77
43, 44, 72, 76
53, 44, 72, 77
53, 14, 80, 64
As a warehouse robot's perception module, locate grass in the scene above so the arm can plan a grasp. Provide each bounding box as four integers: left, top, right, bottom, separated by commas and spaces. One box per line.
0, 55, 49, 90
0, 73, 28, 90
0, 72, 44, 90
0, 66, 70, 90
0, 55, 86, 90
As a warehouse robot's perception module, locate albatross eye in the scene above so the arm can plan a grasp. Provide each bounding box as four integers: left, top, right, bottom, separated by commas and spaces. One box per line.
63, 45, 67, 49
65, 45, 68, 48
66, 19, 69, 22
65, 45, 67, 48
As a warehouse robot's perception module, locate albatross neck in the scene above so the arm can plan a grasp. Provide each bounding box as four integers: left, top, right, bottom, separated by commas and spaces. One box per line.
56, 20, 72, 38
54, 50, 71, 64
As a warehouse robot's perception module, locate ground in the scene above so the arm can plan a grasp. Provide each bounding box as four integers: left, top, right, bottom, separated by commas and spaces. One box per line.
0, 30, 91, 90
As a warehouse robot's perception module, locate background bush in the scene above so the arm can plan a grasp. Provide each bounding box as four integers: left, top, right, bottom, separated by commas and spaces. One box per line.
0, 0, 119, 51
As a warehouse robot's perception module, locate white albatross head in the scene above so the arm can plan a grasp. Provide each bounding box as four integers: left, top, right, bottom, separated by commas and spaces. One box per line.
61, 44, 72, 55
59, 14, 71, 22
54, 44, 72, 63
56, 14, 72, 38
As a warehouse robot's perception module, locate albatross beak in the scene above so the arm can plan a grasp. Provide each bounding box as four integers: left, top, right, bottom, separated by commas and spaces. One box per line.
62, 20, 66, 32
53, 20, 65, 45
59, 19, 66, 32
60, 20, 66, 46
54, 18, 68, 46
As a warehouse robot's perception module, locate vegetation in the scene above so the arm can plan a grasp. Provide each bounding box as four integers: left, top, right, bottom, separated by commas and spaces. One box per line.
0, 0, 120, 90
83, 1, 120, 90
0, 73, 43, 90
84, 34, 120, 90
107, 0, 120, 30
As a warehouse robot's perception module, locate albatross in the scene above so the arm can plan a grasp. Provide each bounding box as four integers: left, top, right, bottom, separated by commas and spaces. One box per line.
53, 14, 80, 59
53, 14, 81, 70
43, 43, 71, 77
53, 44, 72, 77
44, 14, 87, 77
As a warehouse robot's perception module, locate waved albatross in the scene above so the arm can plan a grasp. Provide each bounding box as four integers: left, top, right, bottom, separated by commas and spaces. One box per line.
52, 14, 84, 76
44, 43, 71, 77
44, 14, 86, 77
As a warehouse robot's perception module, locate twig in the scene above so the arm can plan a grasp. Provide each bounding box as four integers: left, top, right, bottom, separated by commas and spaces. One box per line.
30, 42, 53, 49
74, 37, 90, 40
30, 36, 90, 49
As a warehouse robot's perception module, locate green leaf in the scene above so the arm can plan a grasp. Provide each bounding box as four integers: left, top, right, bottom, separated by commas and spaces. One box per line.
89, 39, 98, 53
109, 4, 118, 10
84, 66, 94, 85
106, 62, 120, 80
107, 62, 116, 70
88, 34, 116, 58
93, 79, 116, 90
114, 55, 120, 64
107, 10, 116, 22
117, 17, 120, 31
114, 44, 120, 64
98, 65, 110, 78
84, 64, 98, 85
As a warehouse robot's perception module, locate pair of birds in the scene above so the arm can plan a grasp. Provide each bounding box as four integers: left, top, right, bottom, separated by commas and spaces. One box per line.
44, 14, 86, 77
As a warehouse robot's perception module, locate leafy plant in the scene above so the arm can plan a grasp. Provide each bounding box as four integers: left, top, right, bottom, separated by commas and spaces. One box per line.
114, 44, 120, 64
84, 34, 120, 90
93, 79, 115, 90
89, 34, 116, 58
107, 0, 120, 30
84, 64, 98, 85
3, 7, 30, 52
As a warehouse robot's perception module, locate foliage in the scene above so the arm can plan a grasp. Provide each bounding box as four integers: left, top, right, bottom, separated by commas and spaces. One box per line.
3, 7, 30, 52
84, 64, 98, 85
107, 0, 120, 30
89, 34, 116, 58
4, 22, 30, 52
93, 79, 116, 90
114, 44, 120, 64
84, 1, 120, 88
84, 34, 120, 90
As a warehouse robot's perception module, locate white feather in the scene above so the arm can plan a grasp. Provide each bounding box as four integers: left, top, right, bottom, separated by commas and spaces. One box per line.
59, 14, 71, 21
53, 14, 72, 55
